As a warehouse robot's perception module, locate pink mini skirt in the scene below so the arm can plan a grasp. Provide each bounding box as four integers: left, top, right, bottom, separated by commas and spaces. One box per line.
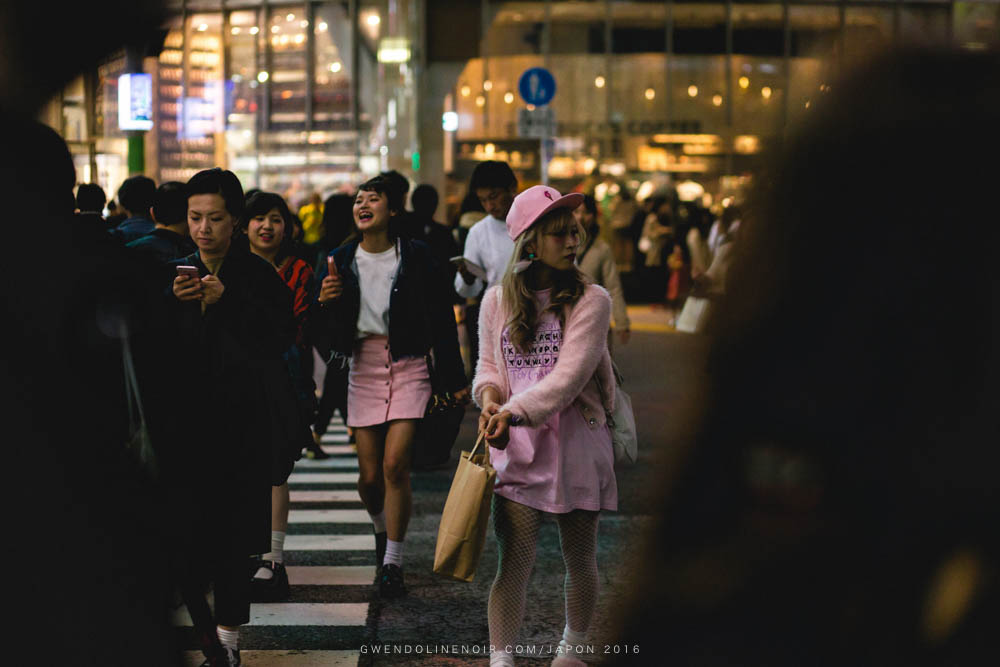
347, 335, 432, 428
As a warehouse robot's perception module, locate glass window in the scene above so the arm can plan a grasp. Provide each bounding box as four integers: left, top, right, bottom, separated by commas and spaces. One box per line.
225, 9, 262, 189
954, 1, 1000, 50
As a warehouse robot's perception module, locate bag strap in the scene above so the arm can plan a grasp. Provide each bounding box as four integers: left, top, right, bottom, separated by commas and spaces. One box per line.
470, 430, 490, 465
592, 359, 623, 429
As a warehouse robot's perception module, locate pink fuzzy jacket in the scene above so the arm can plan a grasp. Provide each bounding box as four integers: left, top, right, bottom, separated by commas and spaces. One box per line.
473, 284, 616, 429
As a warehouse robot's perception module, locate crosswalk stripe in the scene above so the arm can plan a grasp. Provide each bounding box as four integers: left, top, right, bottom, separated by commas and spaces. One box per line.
174, 603, 368, 627
321, 445, 355, 455
290, 490, 360, 503
286, 566, 375, 586
184, 650, 359, 667
289, 509, 370, 524
320, 434, 350, 444
287, 472, 359, 484
293, 458, 359, 470
285, 534, 374, 551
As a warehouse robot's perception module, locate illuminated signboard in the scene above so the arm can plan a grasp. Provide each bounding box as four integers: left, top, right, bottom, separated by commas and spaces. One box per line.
118, 73, 154, 131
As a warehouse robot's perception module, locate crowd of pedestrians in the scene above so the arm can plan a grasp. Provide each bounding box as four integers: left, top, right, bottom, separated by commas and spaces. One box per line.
51, 151, 632, 666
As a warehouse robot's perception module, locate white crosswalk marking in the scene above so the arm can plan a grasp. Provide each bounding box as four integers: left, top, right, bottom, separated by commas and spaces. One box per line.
184, 650, 360, 667
174, 603, 368, 626
289, 490, 360, 503
285, 534, 374, 551
289, 509, 370, 524
287, 566, 376, 586
320, 433, 350, 444
287, 472, 359, 484
321, 445, 355, 455
294, 458, 359, 469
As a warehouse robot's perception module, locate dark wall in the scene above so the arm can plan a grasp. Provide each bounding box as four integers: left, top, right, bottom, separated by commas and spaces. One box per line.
426, 0, 482, 63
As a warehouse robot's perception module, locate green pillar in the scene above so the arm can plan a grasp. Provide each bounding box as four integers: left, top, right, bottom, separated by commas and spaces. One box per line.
127, 132, 145, 175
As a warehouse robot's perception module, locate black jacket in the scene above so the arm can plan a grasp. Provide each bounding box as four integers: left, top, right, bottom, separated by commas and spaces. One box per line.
127, 227, 196, 265
158, 247, 297, 554
309, 238, 467, 394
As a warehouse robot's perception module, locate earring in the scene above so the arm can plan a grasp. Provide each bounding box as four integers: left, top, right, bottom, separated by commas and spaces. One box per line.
512, 252, 536, 274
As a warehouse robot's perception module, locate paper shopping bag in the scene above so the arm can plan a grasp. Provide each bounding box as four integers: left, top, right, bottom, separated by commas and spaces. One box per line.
433, 433, 496, 582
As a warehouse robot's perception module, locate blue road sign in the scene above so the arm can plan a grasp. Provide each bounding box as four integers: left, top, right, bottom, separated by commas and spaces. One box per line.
518, 68, 556, 106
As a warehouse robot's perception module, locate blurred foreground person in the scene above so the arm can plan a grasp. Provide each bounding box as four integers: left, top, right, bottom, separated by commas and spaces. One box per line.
614, 48, 1000, 666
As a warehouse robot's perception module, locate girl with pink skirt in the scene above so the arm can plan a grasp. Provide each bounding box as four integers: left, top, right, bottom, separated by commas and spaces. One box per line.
310, 176, 468, 598
474, 186, 618, 667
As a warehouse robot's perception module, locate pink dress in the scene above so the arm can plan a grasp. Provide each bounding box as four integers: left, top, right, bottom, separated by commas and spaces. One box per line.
492, 290, 618, 514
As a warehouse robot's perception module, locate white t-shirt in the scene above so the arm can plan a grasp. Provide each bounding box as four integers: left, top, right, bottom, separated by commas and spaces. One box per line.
454, 214, 515, 299
355, 244, 399, 337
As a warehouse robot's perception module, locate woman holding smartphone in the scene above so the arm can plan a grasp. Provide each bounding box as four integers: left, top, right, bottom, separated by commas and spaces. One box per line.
309, 175, 469, 598
168, 169, 295, 667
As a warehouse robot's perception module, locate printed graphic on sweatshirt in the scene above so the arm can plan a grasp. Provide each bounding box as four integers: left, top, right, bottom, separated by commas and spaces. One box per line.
503, 322, 562, 382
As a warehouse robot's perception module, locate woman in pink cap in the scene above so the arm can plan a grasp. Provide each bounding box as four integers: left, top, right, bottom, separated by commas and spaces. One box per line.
473, 185, 618, 667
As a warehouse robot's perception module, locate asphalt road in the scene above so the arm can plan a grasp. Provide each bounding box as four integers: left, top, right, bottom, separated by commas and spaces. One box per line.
363, 323, 708, 666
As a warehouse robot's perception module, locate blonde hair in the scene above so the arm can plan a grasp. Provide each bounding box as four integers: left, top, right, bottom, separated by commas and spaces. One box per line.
501, 208, 589, 353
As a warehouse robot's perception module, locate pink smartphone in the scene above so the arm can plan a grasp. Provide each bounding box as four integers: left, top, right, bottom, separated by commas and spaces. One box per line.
327, 256, 339, 279
176, 265, 201, 286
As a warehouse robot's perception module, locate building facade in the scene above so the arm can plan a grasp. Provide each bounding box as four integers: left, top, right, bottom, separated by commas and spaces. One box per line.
39, 0, 999, 211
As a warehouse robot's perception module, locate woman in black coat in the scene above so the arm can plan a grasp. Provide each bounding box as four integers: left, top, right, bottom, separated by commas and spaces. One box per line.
164, 168, 295, 667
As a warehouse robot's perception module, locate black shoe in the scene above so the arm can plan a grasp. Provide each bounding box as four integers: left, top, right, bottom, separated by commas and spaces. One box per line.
304, 435, 330, 459
379, 563, 407, 599
199, 647, 240, 667
374, 531, 387, 570
196, 631, 228, 667
250, 560, 290, 602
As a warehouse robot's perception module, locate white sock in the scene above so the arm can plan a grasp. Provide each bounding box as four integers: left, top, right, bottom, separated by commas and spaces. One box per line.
559, 625, 588, 656
370, 511, 387, 534
216, 627, 239, 651
490, 649, 514, 667
254, 530, 286, 580
383, 538, 403, 567
265, 530, 286, 564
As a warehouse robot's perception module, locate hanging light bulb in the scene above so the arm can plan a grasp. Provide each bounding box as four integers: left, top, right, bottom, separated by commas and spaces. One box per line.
761, 86, 773, 100
595, 75, 605, 88
738, 76, 750, 89
712, 94, 723, 106
688, 85, 698, 97
645, 88, 655, 100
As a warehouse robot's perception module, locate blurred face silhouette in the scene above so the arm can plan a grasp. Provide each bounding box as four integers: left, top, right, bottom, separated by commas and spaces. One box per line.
188, 193, 235, 256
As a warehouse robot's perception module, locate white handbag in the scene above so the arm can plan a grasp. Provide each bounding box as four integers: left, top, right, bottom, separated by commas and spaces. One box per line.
595, 362, 638, 465
675, 296, 711, 333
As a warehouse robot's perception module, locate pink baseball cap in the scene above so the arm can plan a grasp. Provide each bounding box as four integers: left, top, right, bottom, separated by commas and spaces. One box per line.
505, 185, 584, 241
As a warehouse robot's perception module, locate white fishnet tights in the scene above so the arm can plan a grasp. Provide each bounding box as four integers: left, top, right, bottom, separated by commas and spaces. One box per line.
488, 495, 600, 653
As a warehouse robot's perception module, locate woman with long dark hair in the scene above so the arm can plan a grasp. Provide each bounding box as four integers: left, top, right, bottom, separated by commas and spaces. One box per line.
310, 175, 469, 598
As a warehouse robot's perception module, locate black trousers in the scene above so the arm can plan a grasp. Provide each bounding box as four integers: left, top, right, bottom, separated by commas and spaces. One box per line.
179, 549, 252, 629
314, 358, 349, 434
